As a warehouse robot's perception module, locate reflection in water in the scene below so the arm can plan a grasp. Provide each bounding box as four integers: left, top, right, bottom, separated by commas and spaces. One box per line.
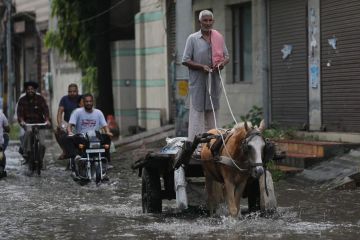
0, 144, 360, 239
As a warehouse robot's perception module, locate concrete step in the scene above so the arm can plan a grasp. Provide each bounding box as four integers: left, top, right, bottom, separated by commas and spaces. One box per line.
273, 139, 360, 169
275, 165, 303, 175
277, 153, 323, 169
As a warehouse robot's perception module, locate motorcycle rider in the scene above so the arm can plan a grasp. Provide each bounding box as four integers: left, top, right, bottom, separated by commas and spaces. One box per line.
64, 93, 112, 178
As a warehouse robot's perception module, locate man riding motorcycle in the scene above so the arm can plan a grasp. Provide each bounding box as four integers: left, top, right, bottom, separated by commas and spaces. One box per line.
63, 93, 113, 179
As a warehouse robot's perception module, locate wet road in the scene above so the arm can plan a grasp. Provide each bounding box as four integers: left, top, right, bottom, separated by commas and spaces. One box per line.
1, 140, 360, 239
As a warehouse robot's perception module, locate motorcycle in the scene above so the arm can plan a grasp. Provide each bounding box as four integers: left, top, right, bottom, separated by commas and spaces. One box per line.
71, 130, 110, 184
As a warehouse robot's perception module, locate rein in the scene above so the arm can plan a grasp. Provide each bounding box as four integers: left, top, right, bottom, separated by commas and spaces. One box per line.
217, 130, 264, 173
206, 69, 264, 173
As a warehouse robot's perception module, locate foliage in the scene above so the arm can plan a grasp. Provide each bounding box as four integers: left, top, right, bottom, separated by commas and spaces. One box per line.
240, 105, 263, 127
266, 160, 284, 182
263, 127, 297, 140
44, 0, 98, 88
222, 105, 263, 129
81, 66, 98, 95
9, 123, 20, 140
222, 121, 235, 129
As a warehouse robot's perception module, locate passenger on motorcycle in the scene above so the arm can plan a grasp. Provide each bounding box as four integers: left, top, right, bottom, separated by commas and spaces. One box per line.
63, 93, 113, 175
17, 81, 50, 163
55, 83, 82, 160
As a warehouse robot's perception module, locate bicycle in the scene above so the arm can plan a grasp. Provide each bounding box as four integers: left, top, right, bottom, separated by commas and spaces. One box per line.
24, 123, 48, 176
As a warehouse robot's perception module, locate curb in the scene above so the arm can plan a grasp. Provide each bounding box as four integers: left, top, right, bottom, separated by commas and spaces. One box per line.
113, 124, 175, 150
9, 125, 176, 150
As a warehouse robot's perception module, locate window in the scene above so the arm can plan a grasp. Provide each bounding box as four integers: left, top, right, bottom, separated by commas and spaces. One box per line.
232, 3, 252, 83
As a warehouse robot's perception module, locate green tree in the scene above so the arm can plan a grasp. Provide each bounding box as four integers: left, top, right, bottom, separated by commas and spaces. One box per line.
45, 0, 114, 116
45, 0, 97, 94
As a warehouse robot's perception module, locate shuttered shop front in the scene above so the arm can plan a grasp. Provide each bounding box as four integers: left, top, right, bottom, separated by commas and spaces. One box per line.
269, 0, 308, 128
321, 0, 360, 132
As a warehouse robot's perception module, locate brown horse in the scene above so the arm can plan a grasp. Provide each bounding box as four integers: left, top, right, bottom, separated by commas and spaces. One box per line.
200, 120, 266, 217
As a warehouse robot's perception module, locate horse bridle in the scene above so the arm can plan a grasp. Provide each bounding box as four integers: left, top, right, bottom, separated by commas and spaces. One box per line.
241, 130, 266, 168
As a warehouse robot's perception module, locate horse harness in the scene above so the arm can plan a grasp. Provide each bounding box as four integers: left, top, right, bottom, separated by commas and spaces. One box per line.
208, 129, 275, 173
206, 128, 275, 196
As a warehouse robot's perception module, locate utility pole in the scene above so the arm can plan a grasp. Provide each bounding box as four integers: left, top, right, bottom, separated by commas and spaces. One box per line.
5, 0, 13, 121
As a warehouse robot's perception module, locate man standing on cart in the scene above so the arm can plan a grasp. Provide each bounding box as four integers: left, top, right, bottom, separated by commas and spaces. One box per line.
182, 10, 229, 141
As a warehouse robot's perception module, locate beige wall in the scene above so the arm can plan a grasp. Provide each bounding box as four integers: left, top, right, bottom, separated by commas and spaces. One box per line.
135, 0, 169, 130
111, 40, 137, 135
14, 0, 50, 23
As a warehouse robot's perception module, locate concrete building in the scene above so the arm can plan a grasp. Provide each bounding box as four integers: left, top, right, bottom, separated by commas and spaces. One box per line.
10, 0, 359, 136
110, 0, 268, 136
12, 0, 82, 125
268, 0, 360, 133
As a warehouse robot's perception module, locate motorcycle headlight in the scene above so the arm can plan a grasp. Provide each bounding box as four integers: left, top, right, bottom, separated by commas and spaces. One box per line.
89, 141, 101, 149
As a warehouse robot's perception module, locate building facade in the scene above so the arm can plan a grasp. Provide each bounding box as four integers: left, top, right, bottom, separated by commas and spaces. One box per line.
268, 0, 360, 132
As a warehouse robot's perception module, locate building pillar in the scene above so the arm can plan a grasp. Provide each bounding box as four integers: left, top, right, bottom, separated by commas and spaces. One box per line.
135, 0, 168, 130
308, 0, 321, 130
175, 0, 192, 136
253, 0, 269, 126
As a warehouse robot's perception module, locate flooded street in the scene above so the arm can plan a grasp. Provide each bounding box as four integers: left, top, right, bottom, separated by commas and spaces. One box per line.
1, 140, 360, 239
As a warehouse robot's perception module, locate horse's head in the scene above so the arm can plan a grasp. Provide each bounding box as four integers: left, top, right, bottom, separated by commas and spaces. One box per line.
239, 120, 266, 178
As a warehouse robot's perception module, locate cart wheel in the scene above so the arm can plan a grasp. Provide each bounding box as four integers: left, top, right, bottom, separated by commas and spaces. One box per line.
142, 167, 162, 213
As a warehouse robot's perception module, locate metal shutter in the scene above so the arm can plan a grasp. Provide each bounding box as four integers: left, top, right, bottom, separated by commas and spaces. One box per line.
269, 0, 308, 129
321, 0, 360, 132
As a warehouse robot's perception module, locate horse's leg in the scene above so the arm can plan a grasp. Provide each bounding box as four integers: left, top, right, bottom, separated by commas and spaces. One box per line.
223, 180, 239, 217
234, 181, 247, 216
205, 176, 216, 216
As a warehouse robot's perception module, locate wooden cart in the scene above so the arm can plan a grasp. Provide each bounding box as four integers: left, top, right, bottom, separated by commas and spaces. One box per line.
131, 133, 277, 214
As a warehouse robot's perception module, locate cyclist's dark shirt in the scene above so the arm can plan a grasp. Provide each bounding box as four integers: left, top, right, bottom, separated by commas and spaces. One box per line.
17, 94, 49, 124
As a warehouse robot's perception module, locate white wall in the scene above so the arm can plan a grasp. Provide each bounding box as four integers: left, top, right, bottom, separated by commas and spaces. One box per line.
50, 52, 82, 126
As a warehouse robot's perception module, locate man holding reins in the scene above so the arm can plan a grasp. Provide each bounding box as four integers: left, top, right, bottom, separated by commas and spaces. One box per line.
182, 10, 230, 141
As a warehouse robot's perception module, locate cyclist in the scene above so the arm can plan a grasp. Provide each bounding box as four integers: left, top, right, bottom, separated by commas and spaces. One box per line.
0, 111, 10, 177
64, 93, 112, 176
17, 81, 50, 164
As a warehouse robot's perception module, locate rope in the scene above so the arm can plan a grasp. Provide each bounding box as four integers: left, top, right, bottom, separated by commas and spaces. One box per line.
207, 68, 247, 172
218, 68, 238, 125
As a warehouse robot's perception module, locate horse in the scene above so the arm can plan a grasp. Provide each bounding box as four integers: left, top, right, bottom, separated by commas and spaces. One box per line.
200, 120, 266, 217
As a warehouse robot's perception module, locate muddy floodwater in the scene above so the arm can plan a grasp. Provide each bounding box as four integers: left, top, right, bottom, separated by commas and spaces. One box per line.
1, 142, 360, 240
